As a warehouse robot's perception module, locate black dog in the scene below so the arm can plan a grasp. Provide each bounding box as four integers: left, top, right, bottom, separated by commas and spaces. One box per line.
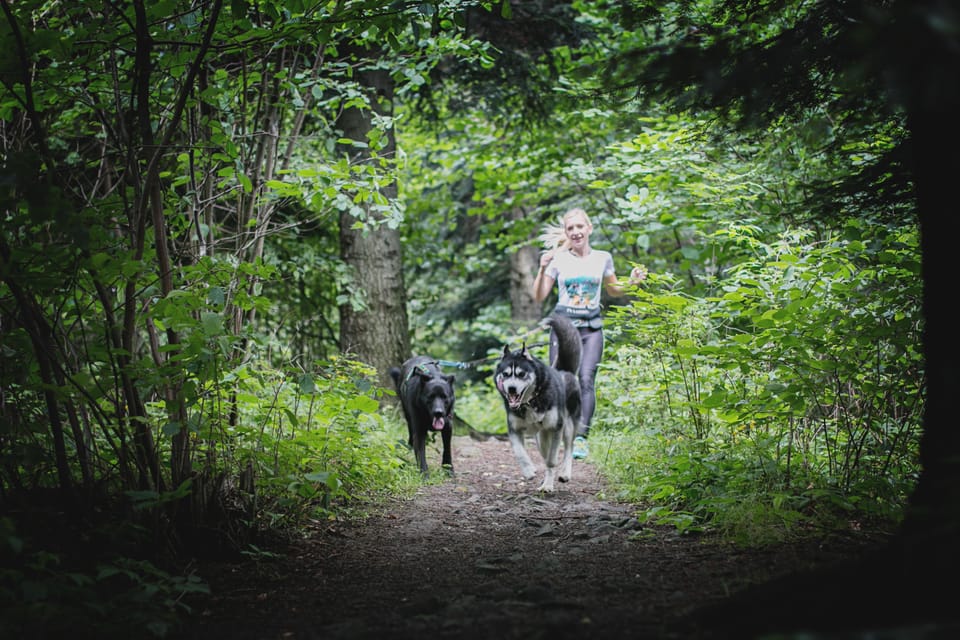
390, 356, 455, 476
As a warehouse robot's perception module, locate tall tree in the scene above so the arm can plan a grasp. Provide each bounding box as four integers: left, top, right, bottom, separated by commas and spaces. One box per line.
336, 45, 409, 387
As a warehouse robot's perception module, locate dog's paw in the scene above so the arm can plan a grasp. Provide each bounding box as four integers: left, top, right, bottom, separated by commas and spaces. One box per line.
537, 482, 556, 493
520, 467, 537, 481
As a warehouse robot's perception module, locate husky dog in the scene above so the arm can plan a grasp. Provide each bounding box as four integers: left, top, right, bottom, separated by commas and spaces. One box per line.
390, 356, 456, 477
494, 314, 583, 492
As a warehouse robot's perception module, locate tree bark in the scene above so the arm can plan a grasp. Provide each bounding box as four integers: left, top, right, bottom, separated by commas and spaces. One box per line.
336, 49, 409, 389
508, 206, 543, 326
510, 244, 542, 325
897, 84, 960, 592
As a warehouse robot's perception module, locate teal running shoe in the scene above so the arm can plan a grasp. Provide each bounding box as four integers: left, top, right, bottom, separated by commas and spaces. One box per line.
572, 436, 588, 460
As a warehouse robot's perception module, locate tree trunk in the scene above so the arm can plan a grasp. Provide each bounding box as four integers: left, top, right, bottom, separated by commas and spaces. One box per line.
336, 50, 409, 389
509, 207, 543, 326
510, 244, 542, 325
860, 0, 960, 619
896, 91, 960, 596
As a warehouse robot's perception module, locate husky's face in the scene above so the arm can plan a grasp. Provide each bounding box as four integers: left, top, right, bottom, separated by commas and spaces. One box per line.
495, 348, 538, 410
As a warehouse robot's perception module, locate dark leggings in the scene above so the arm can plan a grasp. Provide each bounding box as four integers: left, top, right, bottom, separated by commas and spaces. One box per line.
550, 326, 603, 437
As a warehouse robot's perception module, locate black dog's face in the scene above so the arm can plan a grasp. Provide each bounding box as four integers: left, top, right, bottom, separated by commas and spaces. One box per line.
421, 375, 454, 431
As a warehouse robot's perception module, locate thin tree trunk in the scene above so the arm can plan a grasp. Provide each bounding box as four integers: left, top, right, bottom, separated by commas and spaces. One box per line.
0, 261, 74, 501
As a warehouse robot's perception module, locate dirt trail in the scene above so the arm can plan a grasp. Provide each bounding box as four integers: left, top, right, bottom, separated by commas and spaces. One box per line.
181, 434, 879, 639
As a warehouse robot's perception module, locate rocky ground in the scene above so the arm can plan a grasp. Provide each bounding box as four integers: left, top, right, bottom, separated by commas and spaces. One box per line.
179, 433, 894, 640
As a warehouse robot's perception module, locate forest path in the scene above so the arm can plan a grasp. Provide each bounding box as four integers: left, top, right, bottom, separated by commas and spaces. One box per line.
180, 434, 876, 639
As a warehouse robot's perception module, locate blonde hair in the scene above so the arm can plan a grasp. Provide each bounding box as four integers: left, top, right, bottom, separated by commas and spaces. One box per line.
537, 207, 592, 254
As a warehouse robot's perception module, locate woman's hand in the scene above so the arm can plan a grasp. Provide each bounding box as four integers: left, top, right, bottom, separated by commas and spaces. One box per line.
629, 265, 647, 285
539, 250, 555, 271
532, 251, 556, 302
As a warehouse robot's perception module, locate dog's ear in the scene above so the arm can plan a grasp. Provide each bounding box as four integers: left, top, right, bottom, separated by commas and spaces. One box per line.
445, 374, 455, 386
520, 342, 534, 360
502, 344, 510, 357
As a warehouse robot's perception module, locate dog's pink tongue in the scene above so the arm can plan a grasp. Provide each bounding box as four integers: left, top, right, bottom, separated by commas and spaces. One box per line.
432, 416, 445, 431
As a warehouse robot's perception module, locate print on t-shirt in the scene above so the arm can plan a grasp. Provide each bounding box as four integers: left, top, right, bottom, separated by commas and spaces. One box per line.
562, 274, 601, 309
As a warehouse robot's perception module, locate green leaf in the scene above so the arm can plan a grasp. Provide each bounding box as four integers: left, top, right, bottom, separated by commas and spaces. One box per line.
200, 311, 223, 336
299, 373, 316, 394
346, 395, 379, 412
304, 470, 332, 484
207, 286, 226, 305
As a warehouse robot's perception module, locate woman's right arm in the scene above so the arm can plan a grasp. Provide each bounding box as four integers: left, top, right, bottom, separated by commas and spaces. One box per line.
532, 252, 556, 302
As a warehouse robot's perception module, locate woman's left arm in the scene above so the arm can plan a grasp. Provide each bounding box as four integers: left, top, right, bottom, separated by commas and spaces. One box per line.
604, 265, 647, 298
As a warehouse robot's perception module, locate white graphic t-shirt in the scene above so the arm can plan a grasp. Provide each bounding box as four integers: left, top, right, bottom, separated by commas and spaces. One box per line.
545, 250, 615, 326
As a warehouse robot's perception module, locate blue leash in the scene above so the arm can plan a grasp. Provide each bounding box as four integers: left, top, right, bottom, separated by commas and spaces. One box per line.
434, 341, 549, 371
436, 359, 473, 370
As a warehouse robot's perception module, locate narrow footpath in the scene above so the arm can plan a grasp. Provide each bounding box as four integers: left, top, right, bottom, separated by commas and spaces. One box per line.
180, 434, 881, 640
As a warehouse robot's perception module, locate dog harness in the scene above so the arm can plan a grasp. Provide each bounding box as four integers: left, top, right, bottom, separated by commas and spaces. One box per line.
400, 362, 434, 397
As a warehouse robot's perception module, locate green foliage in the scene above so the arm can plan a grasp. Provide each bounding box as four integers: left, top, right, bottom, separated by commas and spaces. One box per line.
453, 378, 508, 435
593, 222, 920, 540
0, 518, 209, 639
0, 0, 483, 499
175, 355, 421, 526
